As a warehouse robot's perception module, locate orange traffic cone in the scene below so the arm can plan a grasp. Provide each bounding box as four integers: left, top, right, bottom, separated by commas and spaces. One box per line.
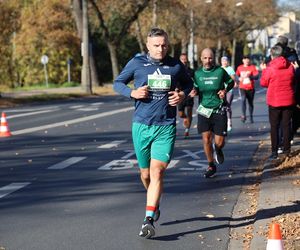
266, 223, 284, 250
0, 112, 12, 137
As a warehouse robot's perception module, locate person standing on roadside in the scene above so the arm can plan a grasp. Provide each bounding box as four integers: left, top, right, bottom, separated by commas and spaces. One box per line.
178, 53, 195, 138
190, 48, 234, 178
221, 56, 237, 132
113, 28, 193, 239
274, 35, 300, 147
236, 55, 259, 123
260, 45, 295, 159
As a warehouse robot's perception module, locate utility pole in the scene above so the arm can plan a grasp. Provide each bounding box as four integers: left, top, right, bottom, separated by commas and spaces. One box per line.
81, 0, 92, 94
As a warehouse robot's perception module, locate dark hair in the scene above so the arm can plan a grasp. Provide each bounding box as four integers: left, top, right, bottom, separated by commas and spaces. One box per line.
243, 55, 250, 59
147, 28, 168, 40
270, 45, 283, 58
277, 36, 288, 47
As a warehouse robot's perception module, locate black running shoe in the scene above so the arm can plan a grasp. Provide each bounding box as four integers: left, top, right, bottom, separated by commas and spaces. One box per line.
269, 152, 278, 160
139, 217, 155, 239
213, 144, 224, 164
153, 207, 160, 222
204, 165, 217, 178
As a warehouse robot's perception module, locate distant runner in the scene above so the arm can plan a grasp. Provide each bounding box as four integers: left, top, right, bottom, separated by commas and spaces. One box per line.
190, 48, 234, 178
177, 53, 195, 137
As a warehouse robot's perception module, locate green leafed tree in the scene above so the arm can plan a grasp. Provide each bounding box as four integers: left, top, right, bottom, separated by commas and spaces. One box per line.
0, 0, 21, 87
15, 0, 81, 86
89, 0, 150, 79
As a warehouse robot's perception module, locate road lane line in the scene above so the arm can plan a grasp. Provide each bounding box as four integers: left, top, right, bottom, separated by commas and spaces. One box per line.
69, 105, 84, 109
77, 108, 99, 111
48, 157, 86, 170
5, 106, 60, 113
12, 106, 134, 135
0, 182, 31, 199
91, 102, 103, 106
98, 140, 127, 149
8, 109, 58, 119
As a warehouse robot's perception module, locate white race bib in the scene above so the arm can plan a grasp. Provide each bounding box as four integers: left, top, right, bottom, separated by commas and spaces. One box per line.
243, 77, 251, 84
197, 104, 213, 118
148, 75, 171, 91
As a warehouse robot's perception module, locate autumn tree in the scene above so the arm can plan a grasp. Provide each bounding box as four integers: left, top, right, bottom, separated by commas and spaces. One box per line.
0, 1, 21, 87
131, 0, 190, 56
89, 0, 150, 79
15, 0, 81, 86
188, 0, 278, 65
71, 0, 100, 88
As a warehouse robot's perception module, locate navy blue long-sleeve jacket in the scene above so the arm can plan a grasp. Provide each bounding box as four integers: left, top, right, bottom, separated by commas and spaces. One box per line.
114, 54, 194, 126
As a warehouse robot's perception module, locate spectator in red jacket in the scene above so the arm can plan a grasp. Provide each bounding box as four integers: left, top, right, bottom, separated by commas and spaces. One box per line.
260, 45, 295, 159
236, 55, 259, 123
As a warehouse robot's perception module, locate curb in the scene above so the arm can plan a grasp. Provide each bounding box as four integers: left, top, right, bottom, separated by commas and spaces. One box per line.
228, 139, 268, 250
250, 146, 300, 250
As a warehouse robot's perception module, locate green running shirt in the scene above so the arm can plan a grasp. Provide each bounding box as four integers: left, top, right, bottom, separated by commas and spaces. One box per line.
194, 66, 234, 110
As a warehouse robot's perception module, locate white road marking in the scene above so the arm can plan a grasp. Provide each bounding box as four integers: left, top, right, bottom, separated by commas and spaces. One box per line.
180, 167, 196, 171
174, 150, 203, 160
232, 97, 240, 103
0, 182, 31, 199
69, 105, 84, 109
98, 159, 179, 170
5, 106, 59, 113
91, 102, 103, 106
188, 160, 208, 170
98, 140, 127, 149
12, 106, 134, 135
48, 157, 86, 170
121, 150, 135, 159
166, 160, 179, 169
77, 108, 99, 111
98, 159, 138, 170
256, 89, 265, 94
8, 109, 58, 119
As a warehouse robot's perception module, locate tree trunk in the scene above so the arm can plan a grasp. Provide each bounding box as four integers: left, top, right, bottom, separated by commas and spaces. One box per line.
81, 0, 92, 94
107, 41, 119, 80
89, 0, 150, 81
231, 37, 236, 68
72, 0, 100, 88
135, 19, 146, 54
89, 43, 101, 87
152, 0, 157, 27
181, 38, 188, 54
215, 38, 222, 65
72, 0, 83, 37
189, 9, 195, 69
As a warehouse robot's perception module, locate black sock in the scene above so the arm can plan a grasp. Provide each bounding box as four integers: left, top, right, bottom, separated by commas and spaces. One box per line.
208, 162, 215, 167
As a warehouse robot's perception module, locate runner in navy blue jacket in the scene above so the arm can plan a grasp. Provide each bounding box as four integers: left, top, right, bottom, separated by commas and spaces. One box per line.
114, 28, 193, 239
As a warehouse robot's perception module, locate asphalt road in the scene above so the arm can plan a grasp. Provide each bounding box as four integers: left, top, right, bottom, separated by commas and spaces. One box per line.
0, 86, 270, 250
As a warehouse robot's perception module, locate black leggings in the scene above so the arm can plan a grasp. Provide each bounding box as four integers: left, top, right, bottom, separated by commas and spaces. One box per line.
268, 106, 293, 153
240, 89, 255, 118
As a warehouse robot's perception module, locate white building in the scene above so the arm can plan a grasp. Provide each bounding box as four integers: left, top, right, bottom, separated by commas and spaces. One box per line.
248, 12, 300, 56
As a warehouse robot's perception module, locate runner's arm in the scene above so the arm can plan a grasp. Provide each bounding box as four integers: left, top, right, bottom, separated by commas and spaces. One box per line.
113, 59, 135, 98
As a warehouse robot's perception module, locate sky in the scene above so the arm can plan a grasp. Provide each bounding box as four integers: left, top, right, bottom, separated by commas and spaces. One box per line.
277, 0, 300, 7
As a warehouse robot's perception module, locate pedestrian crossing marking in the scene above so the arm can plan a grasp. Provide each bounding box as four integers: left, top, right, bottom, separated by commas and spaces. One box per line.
48, 157, 86, 170
0, 182, 31, 199
98, 140, 127, 149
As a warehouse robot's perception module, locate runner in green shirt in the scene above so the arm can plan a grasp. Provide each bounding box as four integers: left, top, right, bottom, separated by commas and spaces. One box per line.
191, 48, 234, 178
